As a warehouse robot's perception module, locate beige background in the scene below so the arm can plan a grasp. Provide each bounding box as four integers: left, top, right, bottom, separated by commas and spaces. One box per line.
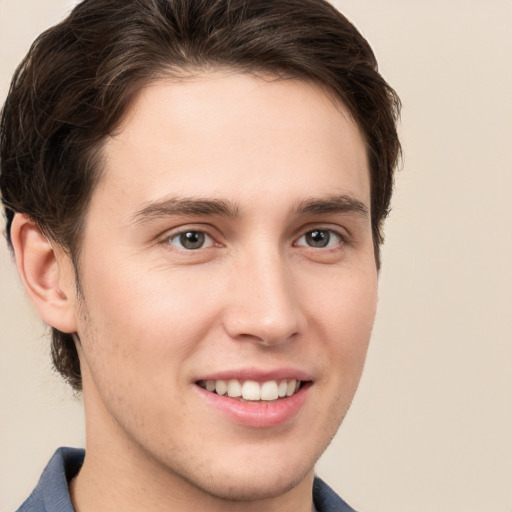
1, 1, 511, 511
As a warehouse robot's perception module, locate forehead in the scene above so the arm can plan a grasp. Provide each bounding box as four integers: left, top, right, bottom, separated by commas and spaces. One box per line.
93, 72, 369, 217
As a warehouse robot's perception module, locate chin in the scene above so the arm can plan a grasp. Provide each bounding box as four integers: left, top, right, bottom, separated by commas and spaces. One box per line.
189, 463, 314, 502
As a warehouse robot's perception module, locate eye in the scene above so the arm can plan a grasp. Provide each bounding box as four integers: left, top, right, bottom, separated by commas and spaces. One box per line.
296, 229, 343, 249
168, 230, 214, 250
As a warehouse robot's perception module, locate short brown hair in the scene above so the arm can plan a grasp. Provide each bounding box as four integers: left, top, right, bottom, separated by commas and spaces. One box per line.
0, 0, 401, 390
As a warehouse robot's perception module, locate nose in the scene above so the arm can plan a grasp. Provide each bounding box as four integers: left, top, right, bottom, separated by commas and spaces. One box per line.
222, 249, 306, 346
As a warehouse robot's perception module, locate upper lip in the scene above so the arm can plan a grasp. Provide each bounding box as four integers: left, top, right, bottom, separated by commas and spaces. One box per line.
195, 367, 314, 383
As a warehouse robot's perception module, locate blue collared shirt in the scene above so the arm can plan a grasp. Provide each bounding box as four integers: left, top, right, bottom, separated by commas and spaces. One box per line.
16, 447, 357, 512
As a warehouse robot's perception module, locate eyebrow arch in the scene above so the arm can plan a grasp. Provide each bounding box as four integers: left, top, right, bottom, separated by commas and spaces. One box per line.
294, 194, 369, 218
130, 196, 240, 224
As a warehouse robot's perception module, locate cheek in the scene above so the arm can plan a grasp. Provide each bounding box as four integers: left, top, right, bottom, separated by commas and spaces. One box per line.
76, 260, 226, 371
309, 262, 377, 333
304, 264, 377, 375
75, 270, 213, 421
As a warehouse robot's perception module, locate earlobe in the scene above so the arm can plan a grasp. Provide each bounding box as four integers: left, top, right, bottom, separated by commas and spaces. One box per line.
10, 214, 78, 333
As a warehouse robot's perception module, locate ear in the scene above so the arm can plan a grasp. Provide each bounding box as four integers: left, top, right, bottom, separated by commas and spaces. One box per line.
10, 213, 78, 333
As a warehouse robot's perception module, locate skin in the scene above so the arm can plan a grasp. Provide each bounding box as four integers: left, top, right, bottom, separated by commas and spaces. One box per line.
13, 72, 377, 512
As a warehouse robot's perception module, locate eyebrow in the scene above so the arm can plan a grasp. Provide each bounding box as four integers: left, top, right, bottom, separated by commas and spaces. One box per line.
294, 194, 369, 218
130, 193, 368, 225
130, 197, 240, 224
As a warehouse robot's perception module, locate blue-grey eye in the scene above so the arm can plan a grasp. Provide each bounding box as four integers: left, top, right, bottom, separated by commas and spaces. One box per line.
169, 231, 213, 250
297, 229, 342, 248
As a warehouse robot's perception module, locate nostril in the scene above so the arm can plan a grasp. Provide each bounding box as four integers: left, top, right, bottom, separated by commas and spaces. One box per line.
224, 313, 303, 347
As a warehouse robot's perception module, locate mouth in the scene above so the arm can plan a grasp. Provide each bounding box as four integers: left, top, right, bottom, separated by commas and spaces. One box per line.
196, 378, 306, 402
195, 374, 312, 427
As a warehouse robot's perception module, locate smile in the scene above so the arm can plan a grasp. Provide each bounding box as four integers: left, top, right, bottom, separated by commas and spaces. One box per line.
197, 379, 302, 401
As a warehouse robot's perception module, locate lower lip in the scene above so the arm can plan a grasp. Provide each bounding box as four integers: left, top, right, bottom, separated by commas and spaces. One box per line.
195, 383, 311, 428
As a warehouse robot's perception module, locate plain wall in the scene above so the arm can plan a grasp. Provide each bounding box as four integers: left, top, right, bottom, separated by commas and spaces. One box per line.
1, 1, 511, 511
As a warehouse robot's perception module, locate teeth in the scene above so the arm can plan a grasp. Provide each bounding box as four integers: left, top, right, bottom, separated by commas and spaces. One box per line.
202, 379, 302, 401
227, 379, 242, 397
215, 380, 227, 396
278, 380, 288, 397
242, 380, 261, 400
261, 381, 279, 401
286, 379, 297, 397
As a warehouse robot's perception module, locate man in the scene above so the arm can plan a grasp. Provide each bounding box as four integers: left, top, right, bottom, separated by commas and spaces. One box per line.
1, 0, 401, 511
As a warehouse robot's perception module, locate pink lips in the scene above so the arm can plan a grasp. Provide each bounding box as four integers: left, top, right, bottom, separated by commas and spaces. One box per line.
194, 368, 313, 428
196, 367, 314, 383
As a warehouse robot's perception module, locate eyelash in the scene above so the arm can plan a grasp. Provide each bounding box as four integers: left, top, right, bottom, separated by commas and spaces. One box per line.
164, 227, 346, 252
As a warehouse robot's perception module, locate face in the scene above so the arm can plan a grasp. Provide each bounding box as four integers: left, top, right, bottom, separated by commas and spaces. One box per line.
71, 72, 377, 504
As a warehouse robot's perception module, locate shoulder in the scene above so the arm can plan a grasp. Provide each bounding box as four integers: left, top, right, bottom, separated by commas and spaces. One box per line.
15, 447, 85, 512
313, 476, 359, 512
